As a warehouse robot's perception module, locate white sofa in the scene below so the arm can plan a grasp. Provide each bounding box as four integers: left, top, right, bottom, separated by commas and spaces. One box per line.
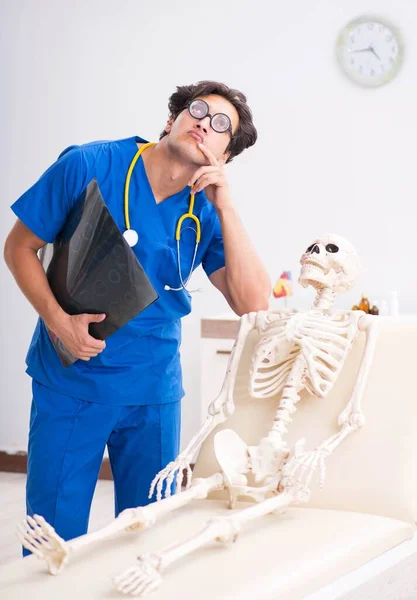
1, 316, 417, 599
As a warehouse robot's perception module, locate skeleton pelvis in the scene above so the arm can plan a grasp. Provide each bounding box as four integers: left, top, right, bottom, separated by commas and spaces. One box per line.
214, 428, 287, 488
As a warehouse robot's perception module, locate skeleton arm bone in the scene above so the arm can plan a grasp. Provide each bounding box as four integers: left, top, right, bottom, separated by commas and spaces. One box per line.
149, 312, 259, 501
284, 314, 380, 494
338, 314, 379, 428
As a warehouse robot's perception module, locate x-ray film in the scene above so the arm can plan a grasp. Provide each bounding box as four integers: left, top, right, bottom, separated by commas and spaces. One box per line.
41, 178, 158, 367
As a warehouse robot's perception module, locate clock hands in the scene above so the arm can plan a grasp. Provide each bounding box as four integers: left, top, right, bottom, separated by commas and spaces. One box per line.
348, 45, 381, 60
370, 46, 381, 60
348, 46, 372, 54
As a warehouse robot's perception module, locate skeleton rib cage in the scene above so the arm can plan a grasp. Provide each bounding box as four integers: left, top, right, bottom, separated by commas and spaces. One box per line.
250, 309, 362, 400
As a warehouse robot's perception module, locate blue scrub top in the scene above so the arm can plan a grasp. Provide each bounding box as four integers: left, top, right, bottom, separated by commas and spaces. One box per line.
11, 136, 226, 405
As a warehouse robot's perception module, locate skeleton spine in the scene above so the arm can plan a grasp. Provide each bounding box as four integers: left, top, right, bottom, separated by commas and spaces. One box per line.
268, 356, 305, 440
314, 287, 336, 310
267, 287, 337, 442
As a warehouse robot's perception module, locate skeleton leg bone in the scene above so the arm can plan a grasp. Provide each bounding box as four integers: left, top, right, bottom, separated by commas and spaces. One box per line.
213, 429, 250, 508
17, 473, 225, 575
113, 490, 294, 597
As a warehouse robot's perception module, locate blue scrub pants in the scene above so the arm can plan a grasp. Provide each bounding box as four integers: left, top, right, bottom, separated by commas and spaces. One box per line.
24, 380, 181, 555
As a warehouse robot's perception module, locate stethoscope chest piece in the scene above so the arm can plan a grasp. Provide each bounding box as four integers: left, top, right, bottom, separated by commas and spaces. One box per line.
123, 228, 139, 247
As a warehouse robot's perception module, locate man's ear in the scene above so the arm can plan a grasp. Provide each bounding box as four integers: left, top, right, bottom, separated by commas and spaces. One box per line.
164, 115, 174, 134
218, 151, 230, 166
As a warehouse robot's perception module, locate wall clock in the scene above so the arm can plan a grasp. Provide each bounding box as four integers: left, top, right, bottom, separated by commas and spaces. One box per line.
336, 15, 404, 87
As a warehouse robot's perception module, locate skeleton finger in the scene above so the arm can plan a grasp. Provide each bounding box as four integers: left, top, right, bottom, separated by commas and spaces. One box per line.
123, 572, 144, 595
154, 463, 174, 497
114, 568, 142, 594
156, 475, 165, 502
175, 469, 183, 495
19, 520, 45, 550
144, 578, 162, 596
33, 513, 55, 535
114, 565, 138, 586
305, 454, 320, 488
319, 456, 327, 488
293, 457, 311, 481
185, 463, 193, 489
135, 576, 156, 596
164, 467, 176, 498
17, 523, 44, 558
26, 516, 51, 546
149, 462, 173, 500
148, 473, 161, 500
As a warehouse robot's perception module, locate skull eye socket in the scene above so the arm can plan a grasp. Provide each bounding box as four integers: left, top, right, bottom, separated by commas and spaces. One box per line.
326, 244, 339, 253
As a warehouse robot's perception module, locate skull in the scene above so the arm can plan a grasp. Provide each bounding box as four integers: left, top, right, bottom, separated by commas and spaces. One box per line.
298, 234, 360, 295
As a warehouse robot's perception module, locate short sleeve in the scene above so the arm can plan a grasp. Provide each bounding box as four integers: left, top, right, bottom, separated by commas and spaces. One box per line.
11, 146, 87, 243
202, 213, 226, 277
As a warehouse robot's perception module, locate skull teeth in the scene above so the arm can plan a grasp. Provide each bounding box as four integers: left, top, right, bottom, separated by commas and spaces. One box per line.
302, 262, 328, 275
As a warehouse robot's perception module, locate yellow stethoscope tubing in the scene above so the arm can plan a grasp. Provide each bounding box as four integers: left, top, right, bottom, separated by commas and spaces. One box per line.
175, 210, 201, 242
124, 141, 201, 244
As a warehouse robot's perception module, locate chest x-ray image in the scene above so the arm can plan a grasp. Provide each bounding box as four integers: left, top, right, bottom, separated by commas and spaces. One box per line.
40, 179, 158, 367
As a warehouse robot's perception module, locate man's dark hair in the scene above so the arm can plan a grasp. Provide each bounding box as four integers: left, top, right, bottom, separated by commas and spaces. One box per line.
160, 80, 258, 163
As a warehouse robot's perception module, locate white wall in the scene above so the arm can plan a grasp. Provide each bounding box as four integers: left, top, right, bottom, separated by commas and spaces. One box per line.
1, 0, 417, 453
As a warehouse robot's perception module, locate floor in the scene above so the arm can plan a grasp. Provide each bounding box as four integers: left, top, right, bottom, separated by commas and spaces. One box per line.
0, 472, 114, 567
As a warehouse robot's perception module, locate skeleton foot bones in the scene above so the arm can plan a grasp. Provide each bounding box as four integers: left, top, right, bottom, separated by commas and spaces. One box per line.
18, 234, 379, 600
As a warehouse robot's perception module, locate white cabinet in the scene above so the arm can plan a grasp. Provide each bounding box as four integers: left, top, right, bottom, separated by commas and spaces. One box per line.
199, 316, 239, 420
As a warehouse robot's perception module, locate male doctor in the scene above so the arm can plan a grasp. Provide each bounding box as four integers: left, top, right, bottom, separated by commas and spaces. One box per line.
4, 80, 271, 549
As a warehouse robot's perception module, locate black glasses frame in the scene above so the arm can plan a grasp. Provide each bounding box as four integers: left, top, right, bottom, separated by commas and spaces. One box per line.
186, 99, 234, 138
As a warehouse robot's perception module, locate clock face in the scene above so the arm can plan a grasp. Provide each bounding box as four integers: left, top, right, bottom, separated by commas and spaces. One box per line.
336, 16, 404, 87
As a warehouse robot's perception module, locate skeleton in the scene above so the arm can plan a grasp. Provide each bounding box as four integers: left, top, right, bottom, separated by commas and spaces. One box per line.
17, 234, 379, 598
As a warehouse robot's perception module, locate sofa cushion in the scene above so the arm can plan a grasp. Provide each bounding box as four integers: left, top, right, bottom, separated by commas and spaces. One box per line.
194, 318, 417, 524
0, 500, 413, 600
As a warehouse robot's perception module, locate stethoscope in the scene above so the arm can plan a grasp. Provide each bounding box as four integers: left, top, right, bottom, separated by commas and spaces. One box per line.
123, 142, 201, 292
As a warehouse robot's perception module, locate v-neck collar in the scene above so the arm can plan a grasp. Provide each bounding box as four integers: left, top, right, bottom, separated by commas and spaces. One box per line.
128, 136, 192, 246
131, 136, 191, 207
